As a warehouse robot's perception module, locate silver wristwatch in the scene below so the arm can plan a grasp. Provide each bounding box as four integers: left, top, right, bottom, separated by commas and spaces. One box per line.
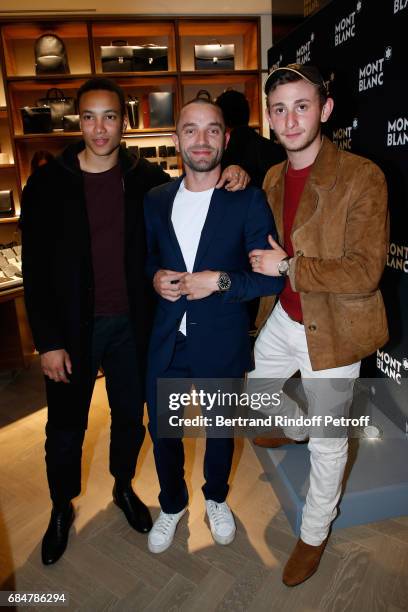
217, 271, 232, 292
277, 257, 291, 276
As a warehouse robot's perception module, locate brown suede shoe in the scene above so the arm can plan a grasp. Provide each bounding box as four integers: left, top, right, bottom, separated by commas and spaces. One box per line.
282, 537, 328, 586
253, 436, 308, 448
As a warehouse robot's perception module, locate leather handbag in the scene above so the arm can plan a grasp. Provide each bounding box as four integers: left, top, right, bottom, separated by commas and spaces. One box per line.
0, 190, 15, 217
20, 106, 52, 134
148, 92, 174, 128
194, 43, 235, 70
132, 44, 168, 71
37, 88, 76, 131
63, 114, 80, 132
34, 33, 70, 75
101, 40, 134, 72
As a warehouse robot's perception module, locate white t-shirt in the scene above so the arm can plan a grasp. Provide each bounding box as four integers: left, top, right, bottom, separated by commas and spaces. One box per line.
171, 179, 214, 335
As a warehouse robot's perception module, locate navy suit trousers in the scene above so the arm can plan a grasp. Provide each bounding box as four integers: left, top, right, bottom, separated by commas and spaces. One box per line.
148, 332, 235, 514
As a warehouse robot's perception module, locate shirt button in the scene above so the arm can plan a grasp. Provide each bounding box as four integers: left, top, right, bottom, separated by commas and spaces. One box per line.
308, 324, 317, 331
296, 250, 303, 256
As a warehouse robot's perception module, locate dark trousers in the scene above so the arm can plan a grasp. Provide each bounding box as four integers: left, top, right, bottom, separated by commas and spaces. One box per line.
45, 314, 145, 505
148, 332, 234, 514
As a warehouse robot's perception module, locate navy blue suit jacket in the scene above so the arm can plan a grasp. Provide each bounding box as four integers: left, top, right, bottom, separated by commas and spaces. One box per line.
144, 177, 283, 383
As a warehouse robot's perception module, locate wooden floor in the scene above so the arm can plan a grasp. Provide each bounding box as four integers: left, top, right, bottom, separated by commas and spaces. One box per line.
0, 359, 407, 611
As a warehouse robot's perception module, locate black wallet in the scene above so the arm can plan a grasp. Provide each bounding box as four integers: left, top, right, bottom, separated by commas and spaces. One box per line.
139, 146, 157, 159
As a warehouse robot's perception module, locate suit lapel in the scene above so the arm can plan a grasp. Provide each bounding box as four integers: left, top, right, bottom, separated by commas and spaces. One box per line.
291, 137, 338, 237
159, 177, 186, 270
270, 171, 285, 244
193, 188, 228, 271
291, 179, 319, 237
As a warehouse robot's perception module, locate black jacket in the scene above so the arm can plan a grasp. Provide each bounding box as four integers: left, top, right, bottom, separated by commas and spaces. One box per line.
222, 125, 286, 189
21, 141, 170, 388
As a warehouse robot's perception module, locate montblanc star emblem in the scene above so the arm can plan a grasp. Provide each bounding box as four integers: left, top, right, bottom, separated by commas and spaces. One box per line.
385, 46, 392, 60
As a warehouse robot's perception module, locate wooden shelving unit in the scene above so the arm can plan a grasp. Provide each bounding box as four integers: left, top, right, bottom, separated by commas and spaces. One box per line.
0, 14, 262, 196
0, 14, 261, 370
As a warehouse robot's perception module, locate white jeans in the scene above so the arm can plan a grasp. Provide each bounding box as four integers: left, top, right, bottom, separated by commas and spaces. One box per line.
248, 301, 360, 545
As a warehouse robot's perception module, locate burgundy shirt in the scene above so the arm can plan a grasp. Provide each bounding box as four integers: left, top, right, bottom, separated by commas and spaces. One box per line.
279, 162, 312, 323
83, 164, 129, 316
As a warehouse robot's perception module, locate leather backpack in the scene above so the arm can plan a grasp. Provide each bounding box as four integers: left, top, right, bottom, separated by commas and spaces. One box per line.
34, 33, 70, 74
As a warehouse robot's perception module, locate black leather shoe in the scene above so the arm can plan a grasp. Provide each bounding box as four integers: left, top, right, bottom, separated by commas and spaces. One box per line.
41, 503, 74, 565
113, 482, 152, 533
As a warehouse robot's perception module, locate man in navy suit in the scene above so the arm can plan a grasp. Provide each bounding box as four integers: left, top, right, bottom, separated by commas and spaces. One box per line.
144, 99, 284, 553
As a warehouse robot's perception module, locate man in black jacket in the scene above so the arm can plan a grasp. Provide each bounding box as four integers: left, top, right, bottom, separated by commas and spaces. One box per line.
21, 77, 247, 565
216, 89, 285, 188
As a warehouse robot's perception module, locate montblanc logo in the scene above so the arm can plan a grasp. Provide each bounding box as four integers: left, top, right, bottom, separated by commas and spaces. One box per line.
394, 0, 408, 14
387, 242, 408, 273
334, 2, 361, 46
387, 117, 408, 147
359, 47, 392, 92
332, 118, 358, 151
296, 33, 314, 64
403, 358, 408, 371
377, 350, 406, 384
270, 54, 283, 72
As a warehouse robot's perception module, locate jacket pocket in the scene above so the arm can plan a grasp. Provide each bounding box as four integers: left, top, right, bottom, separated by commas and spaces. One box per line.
332, 291, 381, 348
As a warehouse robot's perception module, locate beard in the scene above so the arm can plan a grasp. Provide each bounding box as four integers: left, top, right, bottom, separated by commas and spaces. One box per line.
181, 146, 223, 172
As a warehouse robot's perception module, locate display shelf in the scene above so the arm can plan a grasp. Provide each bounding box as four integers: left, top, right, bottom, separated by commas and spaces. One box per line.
0, 15, 262, 195
0, 161, 19, 215
0, 105, 13, 164
178, 19, 259, 72
7, 78, 83, 136
14, 132, 81, 140
181, 72, 260, 126
7, 74, 95, 83
1, 22, 91, 77
0, 216, 19, 224
92, 21, 177, 74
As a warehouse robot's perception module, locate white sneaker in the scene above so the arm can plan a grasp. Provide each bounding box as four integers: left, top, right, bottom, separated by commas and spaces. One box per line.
205, 500, 236, 545
148, 508, 186, 553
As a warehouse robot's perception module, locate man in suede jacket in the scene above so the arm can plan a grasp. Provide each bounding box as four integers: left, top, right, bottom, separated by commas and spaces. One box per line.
247, 64, 388, 586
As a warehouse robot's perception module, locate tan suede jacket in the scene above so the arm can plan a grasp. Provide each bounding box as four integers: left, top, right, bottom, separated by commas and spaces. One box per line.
256, 136, 389, 370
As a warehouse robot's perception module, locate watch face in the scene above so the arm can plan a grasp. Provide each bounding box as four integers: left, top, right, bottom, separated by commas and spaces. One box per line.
278, 259, 290, 275
218, 272, 231, 291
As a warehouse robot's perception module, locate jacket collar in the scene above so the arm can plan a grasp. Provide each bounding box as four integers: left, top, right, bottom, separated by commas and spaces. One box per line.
308, 135, 339, 191
164, 176, 229, 272
268, 136, 339, 191
268, 136, 340, 241
57, 141, 139, 177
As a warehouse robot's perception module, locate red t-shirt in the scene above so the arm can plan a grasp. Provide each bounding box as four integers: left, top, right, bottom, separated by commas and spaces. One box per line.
83, 164, 129, 316
279, 162, 312, 323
